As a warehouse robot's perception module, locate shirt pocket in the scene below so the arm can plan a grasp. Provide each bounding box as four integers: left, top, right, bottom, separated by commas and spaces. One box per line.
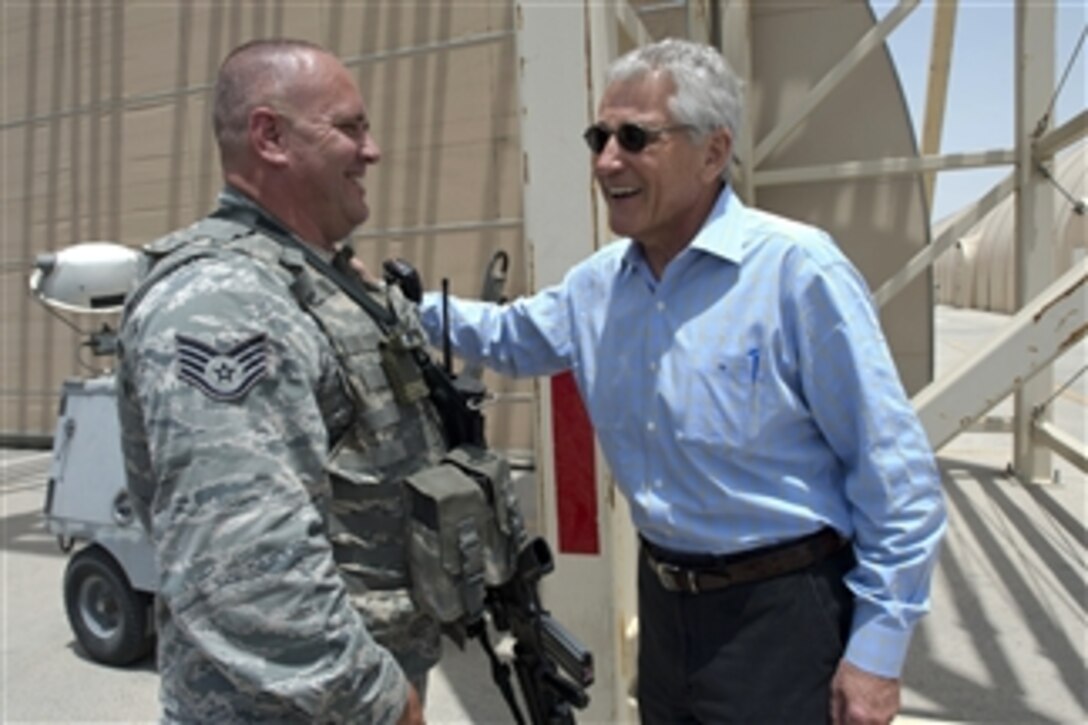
678, 349, 764, 450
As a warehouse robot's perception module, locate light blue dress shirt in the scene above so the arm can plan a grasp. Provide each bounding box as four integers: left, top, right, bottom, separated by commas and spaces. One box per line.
419, 186, 946, 678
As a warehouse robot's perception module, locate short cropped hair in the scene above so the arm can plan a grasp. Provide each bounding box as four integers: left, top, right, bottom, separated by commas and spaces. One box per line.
212, 38, 326, 164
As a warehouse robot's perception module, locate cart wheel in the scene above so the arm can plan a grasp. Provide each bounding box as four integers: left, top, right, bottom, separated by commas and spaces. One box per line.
63, 545, 154, 666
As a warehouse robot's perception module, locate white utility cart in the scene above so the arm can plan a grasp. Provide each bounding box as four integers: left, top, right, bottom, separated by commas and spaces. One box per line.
32, 242, 156, 666
44, 375, 157, 665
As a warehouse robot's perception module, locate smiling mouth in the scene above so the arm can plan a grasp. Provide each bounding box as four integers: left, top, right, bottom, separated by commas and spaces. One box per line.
606, 186, 639, 199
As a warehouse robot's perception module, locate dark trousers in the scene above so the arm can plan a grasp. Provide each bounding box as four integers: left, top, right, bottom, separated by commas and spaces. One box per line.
637, 544, 855, 724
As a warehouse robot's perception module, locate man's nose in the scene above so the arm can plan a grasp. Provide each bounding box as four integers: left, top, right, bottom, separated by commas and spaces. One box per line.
593, 138, 624, 172
361, 135, 381, 164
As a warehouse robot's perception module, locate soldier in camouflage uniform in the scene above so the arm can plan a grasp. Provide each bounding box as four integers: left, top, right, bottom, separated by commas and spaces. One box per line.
116, 39, 447, 724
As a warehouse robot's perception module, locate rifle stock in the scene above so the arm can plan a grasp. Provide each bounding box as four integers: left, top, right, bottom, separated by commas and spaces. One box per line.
483, 537, 594, 724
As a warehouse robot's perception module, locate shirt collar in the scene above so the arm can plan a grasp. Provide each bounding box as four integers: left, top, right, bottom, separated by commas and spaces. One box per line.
689, 185, 748, 264
619, 184, 748, 276
218, 185, 262, 215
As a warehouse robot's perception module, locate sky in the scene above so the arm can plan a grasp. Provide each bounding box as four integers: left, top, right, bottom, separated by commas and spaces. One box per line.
868, 0, 1086, 222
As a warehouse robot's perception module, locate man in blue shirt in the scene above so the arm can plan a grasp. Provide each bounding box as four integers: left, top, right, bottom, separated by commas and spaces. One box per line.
419, 38, 945, 724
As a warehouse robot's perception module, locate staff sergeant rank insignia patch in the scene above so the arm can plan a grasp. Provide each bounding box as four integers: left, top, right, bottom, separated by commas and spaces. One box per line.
176, 333, 268, 402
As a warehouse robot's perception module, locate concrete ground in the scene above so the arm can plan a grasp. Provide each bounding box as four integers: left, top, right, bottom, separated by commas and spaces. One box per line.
898, 306, 1086, 724
1, 304, 1084, 723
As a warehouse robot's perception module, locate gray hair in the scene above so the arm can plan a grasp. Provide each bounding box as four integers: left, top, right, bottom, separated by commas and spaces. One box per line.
606, 38, 745, 145
212, 38, 326, 165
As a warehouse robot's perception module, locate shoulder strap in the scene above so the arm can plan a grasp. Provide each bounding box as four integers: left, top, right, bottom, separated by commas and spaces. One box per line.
209, 204, 397, 334
124, 238, 217, 318
209, 199, 482, 448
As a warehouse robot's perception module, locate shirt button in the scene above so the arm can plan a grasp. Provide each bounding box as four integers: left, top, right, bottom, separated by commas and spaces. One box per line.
656, 301, 666, 312
649, 361, 658, 372
646, 421, 656, 432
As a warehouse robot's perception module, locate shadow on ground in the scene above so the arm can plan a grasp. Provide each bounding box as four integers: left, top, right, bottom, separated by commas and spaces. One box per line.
902, 457, 1087, 723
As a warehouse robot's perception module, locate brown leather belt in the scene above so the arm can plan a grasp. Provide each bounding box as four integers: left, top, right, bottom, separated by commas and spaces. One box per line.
643, 528, 848, 594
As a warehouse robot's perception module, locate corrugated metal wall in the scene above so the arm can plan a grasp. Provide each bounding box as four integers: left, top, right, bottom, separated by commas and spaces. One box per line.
1, 1, 531, 445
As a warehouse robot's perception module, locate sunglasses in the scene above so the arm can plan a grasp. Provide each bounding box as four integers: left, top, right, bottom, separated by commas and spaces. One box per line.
582, 122, 694, 154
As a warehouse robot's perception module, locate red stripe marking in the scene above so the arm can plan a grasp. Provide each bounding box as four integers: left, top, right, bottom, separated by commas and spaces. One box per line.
550, 371, 599, 555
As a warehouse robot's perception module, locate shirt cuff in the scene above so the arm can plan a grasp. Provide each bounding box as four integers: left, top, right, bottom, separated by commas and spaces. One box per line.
419, 292, 443, 346
844, 605, 916, 678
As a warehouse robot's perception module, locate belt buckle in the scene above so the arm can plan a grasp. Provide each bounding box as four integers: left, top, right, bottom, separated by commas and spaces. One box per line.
656, 560, 699, 594
684, 568, 699, 594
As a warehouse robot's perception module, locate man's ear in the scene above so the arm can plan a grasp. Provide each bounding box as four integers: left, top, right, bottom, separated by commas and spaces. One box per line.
250, 107, 290, 166
700, 128, 732, 184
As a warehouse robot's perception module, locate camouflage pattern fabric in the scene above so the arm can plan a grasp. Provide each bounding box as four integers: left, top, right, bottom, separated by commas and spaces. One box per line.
304, 248, 447, 680
116, 207, 445, 723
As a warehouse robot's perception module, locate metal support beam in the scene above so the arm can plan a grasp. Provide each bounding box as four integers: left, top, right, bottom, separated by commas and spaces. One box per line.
913, 259, 1087, 453
1035, 108, 1088, 159
874, 175, 1015, 308
515, 3, 643, 721
920, 0, 958, 209
686, 0, 713, 44
1034, 420, 1088, 475
615, 0, 653, 47
754, 149, 1016, 187
718, 0, 754, 202
752, 0, 919, 166
1013, 0, 1057, 484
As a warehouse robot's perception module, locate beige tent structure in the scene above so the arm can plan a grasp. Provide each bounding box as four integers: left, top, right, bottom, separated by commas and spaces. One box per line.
934, 140, 1086, 312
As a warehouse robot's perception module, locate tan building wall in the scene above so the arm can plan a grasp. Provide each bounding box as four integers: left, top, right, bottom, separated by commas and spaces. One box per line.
1, 1, 533, 445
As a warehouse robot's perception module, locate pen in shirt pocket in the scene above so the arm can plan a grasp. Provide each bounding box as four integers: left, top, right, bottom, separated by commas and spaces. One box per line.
747, 347, 760, 383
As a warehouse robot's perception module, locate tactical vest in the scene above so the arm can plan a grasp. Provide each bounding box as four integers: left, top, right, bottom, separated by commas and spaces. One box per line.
130, 214, 524, 637
130, 215, 440, 603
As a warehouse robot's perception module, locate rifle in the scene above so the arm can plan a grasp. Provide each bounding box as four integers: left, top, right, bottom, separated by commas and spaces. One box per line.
480, 537, 594, 725
207, 202, 594, 722
384, 253, 594, 725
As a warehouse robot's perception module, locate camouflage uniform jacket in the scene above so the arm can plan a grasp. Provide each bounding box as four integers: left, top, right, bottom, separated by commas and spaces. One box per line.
116, 191, 447, 723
